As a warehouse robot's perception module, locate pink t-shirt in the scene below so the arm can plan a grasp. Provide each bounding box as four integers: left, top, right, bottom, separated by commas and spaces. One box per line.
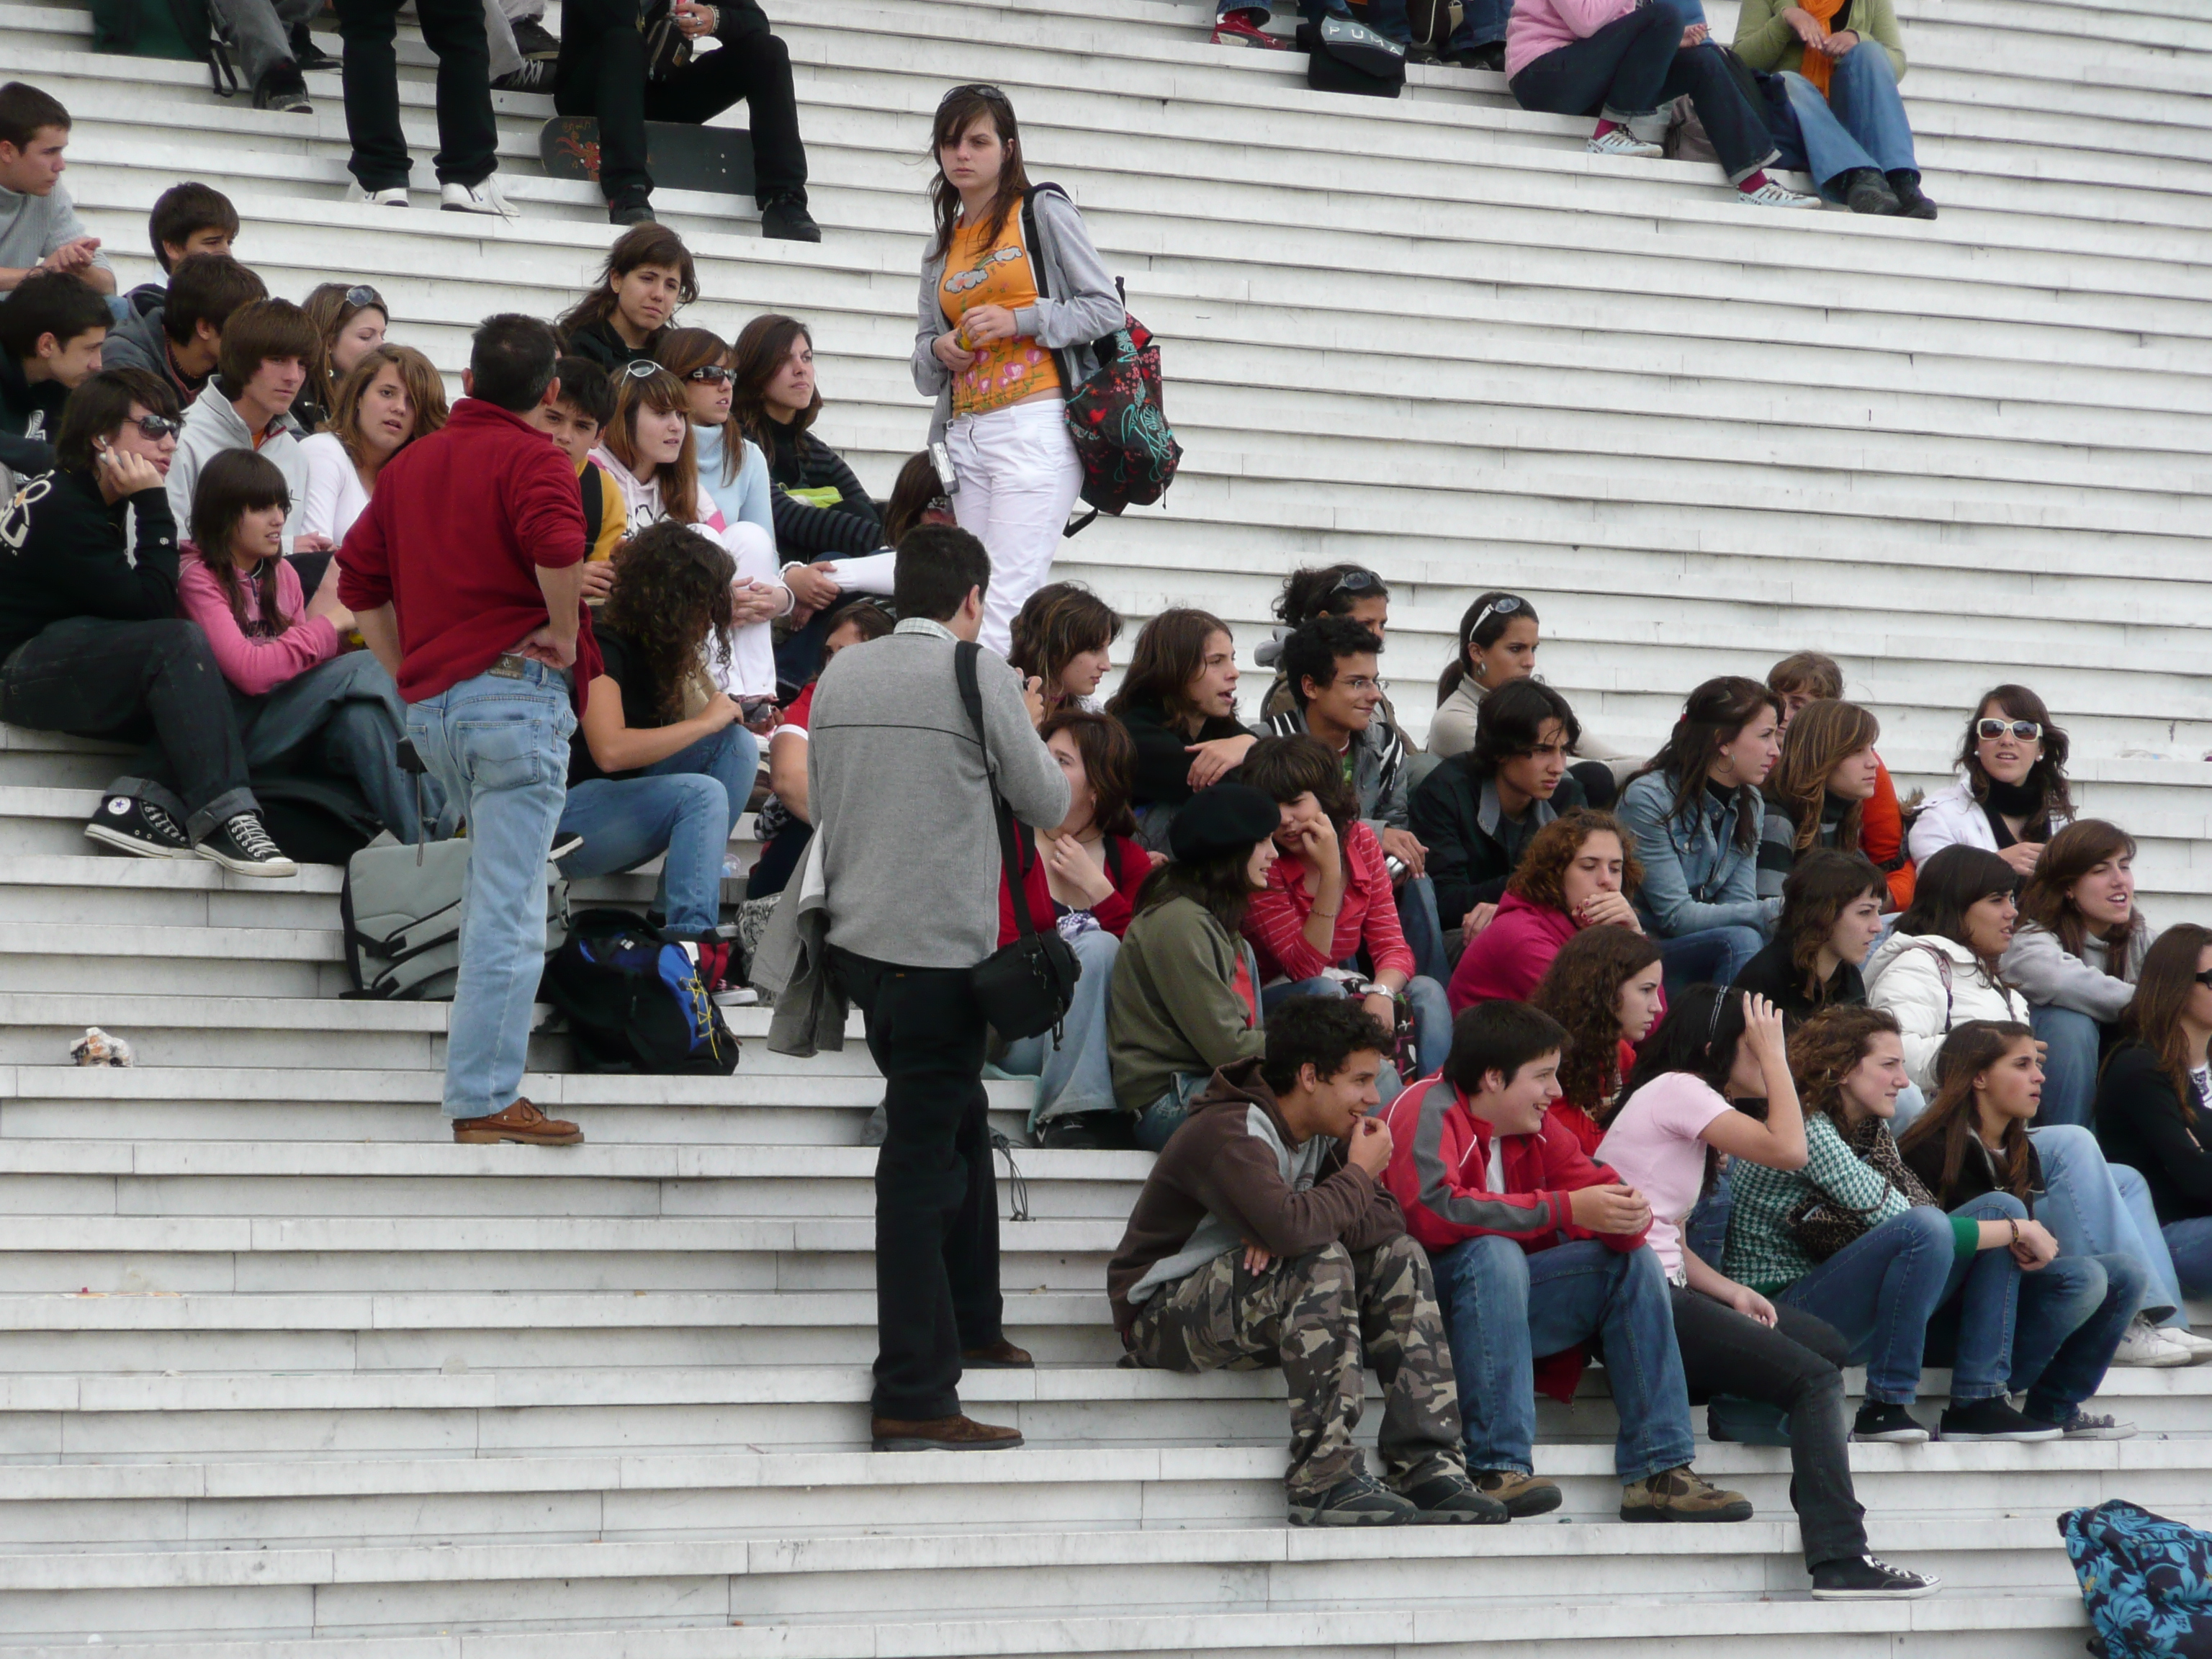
1593, 1072, 1732, 1280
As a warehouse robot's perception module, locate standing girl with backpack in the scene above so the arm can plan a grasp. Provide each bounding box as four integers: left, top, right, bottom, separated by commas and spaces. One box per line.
914, 82, 1123, 655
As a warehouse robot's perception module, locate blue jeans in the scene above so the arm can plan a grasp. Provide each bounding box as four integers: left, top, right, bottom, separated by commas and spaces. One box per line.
1001, 926, 1120, 1131
1447, 0, 1506, 53
2029, 1005, 2103, 1130
1262, 971, 1454, 1090
1773, 45, 1915, 198
1777, 1197, 2023, 1403
1655, 924, 1766, 999
2006, 1251, 2139, 1420
404, 662, 575, 1119
2031, 1123, 2185, 1326
2162, 1216, 2212, 1299
556, 724, 757, 938
1434, 1234, 1694, 1482
1396, 876, 1450, 987
237, 649, 450, 841
1134, 1071, 1208, 1153
1889, 1081, 1928, 1135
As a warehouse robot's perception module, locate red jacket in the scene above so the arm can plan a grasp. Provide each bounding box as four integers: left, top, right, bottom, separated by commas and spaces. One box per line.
1447, 891, 1580, 1011
1244, 819, 1414, 984
337, 397, 598, 705
998, 831, 1151, 946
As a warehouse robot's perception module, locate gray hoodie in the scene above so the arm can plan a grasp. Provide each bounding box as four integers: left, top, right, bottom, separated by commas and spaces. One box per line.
2000, 919, 2154, 1022
167, 385, 308, 546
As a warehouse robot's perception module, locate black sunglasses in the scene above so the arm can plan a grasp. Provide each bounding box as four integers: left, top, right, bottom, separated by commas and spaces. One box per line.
1327, 569, 1385, 600
125, 413, 182, 441
684, 365, 732, 385
2194, 970, 2212, 990
1976, 718, 2042, 742
941, 82, 1012, 107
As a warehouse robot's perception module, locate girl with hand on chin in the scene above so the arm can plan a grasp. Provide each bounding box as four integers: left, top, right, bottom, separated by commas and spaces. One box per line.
1448, 809, 1644, 1010
1909, 685, 2074, 878
914, 82, 1121, 655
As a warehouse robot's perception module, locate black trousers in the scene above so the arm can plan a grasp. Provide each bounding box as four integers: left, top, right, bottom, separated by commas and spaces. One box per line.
554, 0, 808, 205
336, 0, 498, 190
828, 946, 1002, 1421
1509, 2, 1779, 182
1668, 1287, 1869, 1570
0, 618, 257, 842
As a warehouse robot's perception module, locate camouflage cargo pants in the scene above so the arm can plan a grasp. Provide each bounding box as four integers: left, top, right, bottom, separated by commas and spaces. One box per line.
1126, 1233, 1465, 1501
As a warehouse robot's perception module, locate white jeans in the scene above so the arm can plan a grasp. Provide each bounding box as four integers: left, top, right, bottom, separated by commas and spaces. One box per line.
947, 399, 1083, 657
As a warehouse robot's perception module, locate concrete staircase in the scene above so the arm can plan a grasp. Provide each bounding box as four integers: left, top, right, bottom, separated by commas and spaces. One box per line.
1, 0, 2211, 1648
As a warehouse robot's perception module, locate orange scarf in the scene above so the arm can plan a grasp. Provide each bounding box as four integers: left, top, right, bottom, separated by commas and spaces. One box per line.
1797, 0, 1847, 96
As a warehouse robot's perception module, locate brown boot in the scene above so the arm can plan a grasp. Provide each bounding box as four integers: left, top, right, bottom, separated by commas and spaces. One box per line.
452, 1099, 583, 1145
871, 1414, 1024, 1452
961, 1340, 1033, 1370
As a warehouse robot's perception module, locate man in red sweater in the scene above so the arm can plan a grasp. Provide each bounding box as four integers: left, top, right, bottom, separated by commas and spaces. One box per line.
339, 313, 595, 1146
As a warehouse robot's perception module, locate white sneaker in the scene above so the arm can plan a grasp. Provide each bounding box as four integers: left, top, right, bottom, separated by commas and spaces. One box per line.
441, 174, 514, 217
1738, 178, 1821, 208
1587, 127, 1663, 160
711, 985, 759, 1008
2159, 1324, 2212, 1365
2110, 1316, 2191, 1368
346, 181, 409, 207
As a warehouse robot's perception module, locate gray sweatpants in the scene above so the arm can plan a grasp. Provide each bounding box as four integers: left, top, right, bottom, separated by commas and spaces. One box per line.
207, 0, 320, 89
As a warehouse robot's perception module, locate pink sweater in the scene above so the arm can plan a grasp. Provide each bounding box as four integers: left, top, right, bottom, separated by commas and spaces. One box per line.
1506, 0, 1638, 81
178, 551, 342, 697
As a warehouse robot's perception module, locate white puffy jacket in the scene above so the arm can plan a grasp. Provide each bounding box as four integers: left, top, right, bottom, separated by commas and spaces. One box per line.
1907, 775, 2072, 866
1864, 930, 2031, 1094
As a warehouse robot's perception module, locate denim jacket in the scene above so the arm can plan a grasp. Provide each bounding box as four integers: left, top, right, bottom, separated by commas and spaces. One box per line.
1617, 771, 1781, 938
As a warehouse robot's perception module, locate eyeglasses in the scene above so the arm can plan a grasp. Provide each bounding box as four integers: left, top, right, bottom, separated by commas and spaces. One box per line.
1466, 594, 1525, 644
2195, 969, 2212, 989
1341, 675, 1388, 695
683, 365, 732, 385
344, 285, 385, 311
1976, 719, 2042, 742
1326, 569, 1385, 600
125, 414, 181, 441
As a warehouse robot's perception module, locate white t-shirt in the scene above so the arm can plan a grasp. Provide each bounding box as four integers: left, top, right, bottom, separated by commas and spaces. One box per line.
1593, 1072, 1733, 1281
1486, 1136, 1506, 1197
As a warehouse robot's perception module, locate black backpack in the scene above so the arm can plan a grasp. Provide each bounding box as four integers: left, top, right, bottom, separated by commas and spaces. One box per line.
1298, 15, 1406, 98
539, 908, 741, 1075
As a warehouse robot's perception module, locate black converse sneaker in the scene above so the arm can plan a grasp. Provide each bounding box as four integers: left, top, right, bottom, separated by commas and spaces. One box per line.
84, 793, 194, 860
1811, 1555, 1942, 1601
196, 812, 299, 878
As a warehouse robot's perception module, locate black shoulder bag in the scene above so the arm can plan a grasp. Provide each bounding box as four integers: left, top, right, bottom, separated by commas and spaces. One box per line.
956, 641, 1082, 1040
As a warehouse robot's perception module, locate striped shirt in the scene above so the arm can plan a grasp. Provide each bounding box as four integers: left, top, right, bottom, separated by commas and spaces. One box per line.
1243, 819, 1415, 986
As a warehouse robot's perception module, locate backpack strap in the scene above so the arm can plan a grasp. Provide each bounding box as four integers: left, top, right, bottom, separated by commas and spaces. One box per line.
1907, 941, 1956, 1030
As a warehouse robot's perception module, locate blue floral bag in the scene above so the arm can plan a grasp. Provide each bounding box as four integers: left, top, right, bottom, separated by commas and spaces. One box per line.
2061, 1501, 2212, 1658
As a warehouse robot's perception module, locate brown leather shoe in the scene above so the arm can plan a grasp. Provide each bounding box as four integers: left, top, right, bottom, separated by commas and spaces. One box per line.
871, 1413, 1024, 1452
452, 1099, 583, 1145
961, 1340, 1033, 1370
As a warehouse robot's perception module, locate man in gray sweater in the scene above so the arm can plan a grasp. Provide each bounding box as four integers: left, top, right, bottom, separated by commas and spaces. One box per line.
808, 524, 1067, 1452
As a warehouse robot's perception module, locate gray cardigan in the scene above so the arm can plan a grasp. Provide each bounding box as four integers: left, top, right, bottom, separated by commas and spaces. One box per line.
912, 188, 1125, 445
2000, 919, 2155, 1022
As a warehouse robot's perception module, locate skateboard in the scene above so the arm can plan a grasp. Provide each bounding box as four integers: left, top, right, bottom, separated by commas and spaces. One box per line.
538, 117, 756, 198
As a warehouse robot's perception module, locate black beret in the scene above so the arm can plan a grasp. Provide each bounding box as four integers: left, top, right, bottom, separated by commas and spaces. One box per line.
1168, 783, 1280, 864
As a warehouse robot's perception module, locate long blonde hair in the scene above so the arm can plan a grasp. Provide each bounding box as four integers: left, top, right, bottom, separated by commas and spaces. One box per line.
328, 344, 447, 475
605, 364, 703, 526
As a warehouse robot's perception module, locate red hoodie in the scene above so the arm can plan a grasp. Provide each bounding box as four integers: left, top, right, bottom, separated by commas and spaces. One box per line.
338, 397, 598, 705
1447, 892, 1581, 1012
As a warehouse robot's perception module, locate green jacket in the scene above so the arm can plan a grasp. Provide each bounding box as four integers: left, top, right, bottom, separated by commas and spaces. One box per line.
1108, 895, 1267, 1116
1732, 0, 1906, 83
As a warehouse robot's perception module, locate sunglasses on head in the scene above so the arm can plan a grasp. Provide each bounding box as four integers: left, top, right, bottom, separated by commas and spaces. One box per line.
125, 413, 181, 441
1467, 593, 1526, 644
1326, 569, 1384, 600
622, 360, 672, 382
1977, 718, 2042, 742
344, 284, 385, 311
941, 82, 1011, 107
683, 365, 732, 385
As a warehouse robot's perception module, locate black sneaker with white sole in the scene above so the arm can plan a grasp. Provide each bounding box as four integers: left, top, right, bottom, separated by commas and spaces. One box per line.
84, 793, 194, 860
1936, 1396, 2062, 1442
1287, 1472, 1420, 1527
1852, 1401, 1930, 1444
1811, 1555, 1942, 1601
197, 812, 299, 878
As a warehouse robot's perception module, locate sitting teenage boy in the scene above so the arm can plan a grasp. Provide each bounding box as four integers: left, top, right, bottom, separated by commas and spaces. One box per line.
0, 367, 295, 875
0, 84, 115, 296
0, 269, 107, 476
167, 297, 319, 552
1258, 615, 1446, 982
125, 181, 241, 315
1109, 994, 1502, 1527
102, 255, 266, 415
524, 354, 626, 588
1382, 1000, 1752, 1524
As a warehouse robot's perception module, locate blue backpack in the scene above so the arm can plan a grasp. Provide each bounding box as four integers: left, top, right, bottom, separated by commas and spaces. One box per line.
2061, 1501, 2212, 1658
540, 909, 739, 1076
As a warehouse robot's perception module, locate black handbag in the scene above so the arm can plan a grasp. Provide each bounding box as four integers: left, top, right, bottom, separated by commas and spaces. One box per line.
956, 641, 1082, 1041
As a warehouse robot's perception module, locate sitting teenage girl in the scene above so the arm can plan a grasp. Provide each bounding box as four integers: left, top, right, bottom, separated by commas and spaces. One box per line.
1757, 698, 1882, 900
1429, 590, 1624, 803
655, 326, 773, 542
999, 711, 1155, 1147
1864, 845, 2027, 1098
297, 344, 447, 552
1257, 564, 1393, 724
1766, 651, 1912, 909
770, 453, 955, 636
181, 449, 433, 847
1722, 1007, 2095, 1443
1107, 608, 1254, 848
557, 521, 760, 999
557, 225, 697, 369
1909, 685, 2074, 878
1617, 676, 1783, 994
2095, 927, 2212, 1340
1734, 850, 1888, 1028
1106, 783, 1279, 1151
1595, 988, 1936, 1600
1897, 1023, 2142, 1434
1010, 583, 1121, 718
2003, 820, 2155, 1130
1239, 736, 1452, 1092
293, 281, 387, 431
1413, 676, 1589, 940
1529, 923, 1665, 1154
1448, 809, 1643, 1010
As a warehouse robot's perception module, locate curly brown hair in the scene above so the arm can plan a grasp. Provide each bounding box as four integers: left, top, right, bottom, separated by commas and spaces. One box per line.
597, 521, 736, 723
1530, 926, 1662, 1112
1786, 1004, 1902, 1133
1506, 809, 1642, 912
